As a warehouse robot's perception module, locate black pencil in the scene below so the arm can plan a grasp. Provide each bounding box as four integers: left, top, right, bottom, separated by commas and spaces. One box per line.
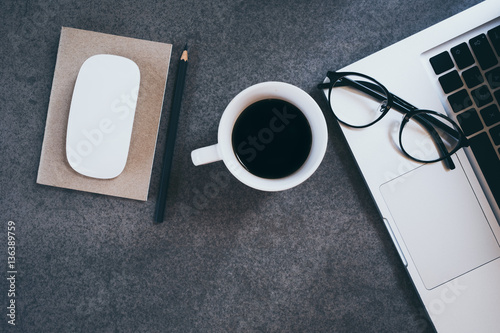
155, 44, 188, 223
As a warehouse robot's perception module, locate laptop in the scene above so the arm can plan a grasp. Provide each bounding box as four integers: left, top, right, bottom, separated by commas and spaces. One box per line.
320, 1, 500, 332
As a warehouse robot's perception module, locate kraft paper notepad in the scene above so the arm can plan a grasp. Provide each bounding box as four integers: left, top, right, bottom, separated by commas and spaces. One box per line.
37, 27, 172, 200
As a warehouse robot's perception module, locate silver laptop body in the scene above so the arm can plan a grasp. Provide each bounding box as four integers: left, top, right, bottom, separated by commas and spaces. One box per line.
322, 1, 500, 331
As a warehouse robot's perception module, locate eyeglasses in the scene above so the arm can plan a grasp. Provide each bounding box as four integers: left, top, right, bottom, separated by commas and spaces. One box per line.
318, 71, 470, 170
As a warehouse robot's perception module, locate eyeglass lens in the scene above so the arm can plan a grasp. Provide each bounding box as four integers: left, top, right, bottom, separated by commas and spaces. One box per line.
400, 112, 462, 162
329, 74, 388, 127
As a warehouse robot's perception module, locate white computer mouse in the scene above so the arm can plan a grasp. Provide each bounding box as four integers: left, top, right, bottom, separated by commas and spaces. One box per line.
66, 54, 140, 179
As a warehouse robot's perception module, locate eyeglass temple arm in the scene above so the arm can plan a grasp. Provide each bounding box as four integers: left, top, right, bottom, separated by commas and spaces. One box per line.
391, 94, 461, 137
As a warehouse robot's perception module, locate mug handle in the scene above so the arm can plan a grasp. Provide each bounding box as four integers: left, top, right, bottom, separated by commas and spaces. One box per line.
191, 144, 222, 166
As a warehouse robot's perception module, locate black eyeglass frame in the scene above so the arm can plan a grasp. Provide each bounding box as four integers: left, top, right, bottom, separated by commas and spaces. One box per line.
318, 71, 470, 170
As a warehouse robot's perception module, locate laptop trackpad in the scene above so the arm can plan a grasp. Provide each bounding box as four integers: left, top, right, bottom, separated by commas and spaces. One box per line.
380, 158, 500, 290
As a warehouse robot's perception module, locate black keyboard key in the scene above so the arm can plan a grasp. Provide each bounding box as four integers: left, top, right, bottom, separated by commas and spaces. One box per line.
495, 89, 500, 104
448, 89, 473, 113
470, 33, 499, 70
457, 109, 483, 136
468, 132, 500, 209
429, 51, 454, 75
438, 70, 463, 93
487, 25, 500, 56
451, 42, 475, 69
485, 66, 500, 90
471, 85, 493, 107
490, 124, 500, 145
480, 104, 500, 126
462, 66, 484, 88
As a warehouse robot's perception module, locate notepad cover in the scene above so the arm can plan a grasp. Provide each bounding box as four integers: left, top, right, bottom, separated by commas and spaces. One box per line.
37, 27, 172, 201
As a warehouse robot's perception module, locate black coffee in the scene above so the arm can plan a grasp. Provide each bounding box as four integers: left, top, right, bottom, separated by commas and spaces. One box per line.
231, 99, 312, 179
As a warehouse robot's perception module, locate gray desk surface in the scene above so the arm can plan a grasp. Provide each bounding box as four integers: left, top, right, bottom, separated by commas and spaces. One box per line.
0, 0, 483, 332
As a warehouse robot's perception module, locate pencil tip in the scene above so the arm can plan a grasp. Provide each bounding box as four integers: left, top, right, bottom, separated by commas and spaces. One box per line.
180, 44, 189, 61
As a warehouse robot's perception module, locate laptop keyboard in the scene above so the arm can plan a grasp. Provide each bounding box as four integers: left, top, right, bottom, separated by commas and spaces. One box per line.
429, 24, 500, 208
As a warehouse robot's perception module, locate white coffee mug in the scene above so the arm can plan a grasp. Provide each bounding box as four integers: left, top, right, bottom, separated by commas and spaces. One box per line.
191, 81, 328, 191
